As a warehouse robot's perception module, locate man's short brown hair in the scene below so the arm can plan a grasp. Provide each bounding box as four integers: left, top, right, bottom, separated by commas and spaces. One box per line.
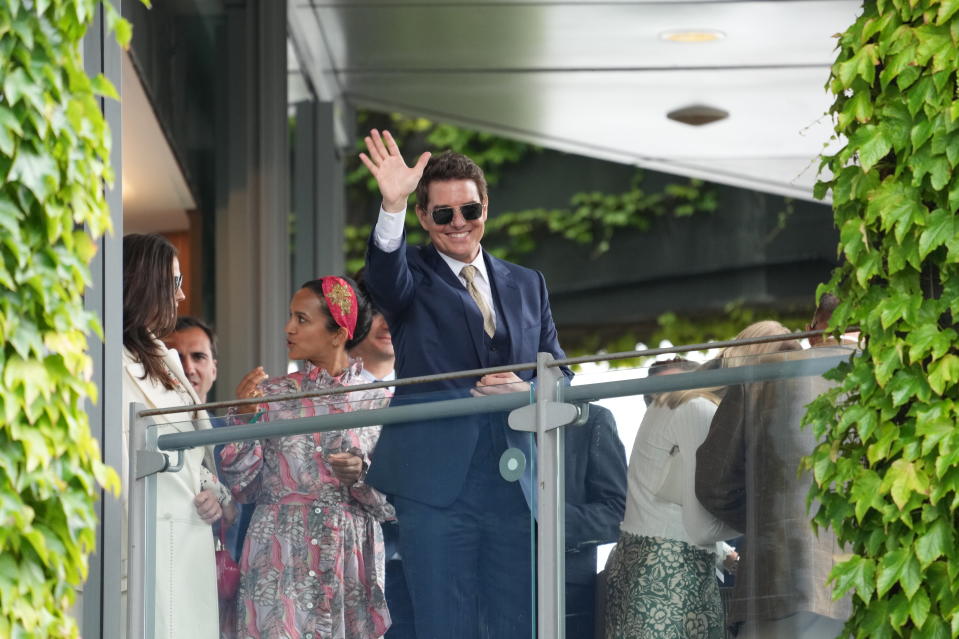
414, 151, 488, 211
174, 316, 218, 359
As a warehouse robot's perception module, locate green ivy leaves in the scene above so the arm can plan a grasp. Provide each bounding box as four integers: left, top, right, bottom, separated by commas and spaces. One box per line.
810, 1, 959, 637
0, 0, 127, 636
835, 44, 879, 89
482, 172, 717, 261
927, 354, 959, 394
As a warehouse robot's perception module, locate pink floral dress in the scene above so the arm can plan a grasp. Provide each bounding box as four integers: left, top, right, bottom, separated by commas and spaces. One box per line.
220, 360, 393, 639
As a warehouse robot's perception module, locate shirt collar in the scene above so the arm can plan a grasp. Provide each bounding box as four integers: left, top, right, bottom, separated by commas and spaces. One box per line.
358, 368, 396, 383
437, 247, 489, 284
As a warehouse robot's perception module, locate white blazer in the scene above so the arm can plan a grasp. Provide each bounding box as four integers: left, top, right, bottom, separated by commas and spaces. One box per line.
121, 341, 218, 639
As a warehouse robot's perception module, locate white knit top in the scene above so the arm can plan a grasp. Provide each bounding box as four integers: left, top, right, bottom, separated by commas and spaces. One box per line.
620, 396, 740, 549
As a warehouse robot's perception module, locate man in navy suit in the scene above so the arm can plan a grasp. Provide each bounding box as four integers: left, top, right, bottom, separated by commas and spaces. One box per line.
360, 129, 570, 639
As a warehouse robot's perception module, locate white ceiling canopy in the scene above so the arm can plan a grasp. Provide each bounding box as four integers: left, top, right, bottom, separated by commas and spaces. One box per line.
289, 0, 861, 201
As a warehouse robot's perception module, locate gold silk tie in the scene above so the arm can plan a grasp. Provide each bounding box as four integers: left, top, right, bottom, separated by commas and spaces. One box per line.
460, 265, 496, 338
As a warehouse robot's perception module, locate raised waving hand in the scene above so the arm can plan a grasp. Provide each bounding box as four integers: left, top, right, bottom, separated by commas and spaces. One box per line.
359, 129, 431, 213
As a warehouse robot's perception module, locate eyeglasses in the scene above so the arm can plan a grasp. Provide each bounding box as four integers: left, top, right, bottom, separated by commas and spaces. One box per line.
430, 202, 483, 225
174, 274, 183, 290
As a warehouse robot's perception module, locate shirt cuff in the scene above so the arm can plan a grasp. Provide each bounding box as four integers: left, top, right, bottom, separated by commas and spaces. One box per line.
373, 206, 407, 253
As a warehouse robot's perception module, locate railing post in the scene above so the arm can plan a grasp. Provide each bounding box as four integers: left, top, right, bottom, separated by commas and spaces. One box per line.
535, 353, 565, 639
128, 404, 160, 639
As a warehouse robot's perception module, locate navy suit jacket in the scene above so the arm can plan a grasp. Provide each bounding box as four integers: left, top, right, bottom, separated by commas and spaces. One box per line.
564, 404, 627, 585
364, 234, 570, 506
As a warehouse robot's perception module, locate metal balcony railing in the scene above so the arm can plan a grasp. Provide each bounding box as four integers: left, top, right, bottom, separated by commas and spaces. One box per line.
127, 330, 852, 639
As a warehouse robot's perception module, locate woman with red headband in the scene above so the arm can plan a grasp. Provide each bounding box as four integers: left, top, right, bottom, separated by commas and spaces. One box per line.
220, 276, 393, 639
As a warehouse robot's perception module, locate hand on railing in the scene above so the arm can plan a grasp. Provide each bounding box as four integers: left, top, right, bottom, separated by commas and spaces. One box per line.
470, 372, 530, 396
233, 366, 269, 415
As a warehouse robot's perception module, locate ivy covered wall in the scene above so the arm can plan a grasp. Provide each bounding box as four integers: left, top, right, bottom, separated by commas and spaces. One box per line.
0, 1, 121, 635
808, 1, 959, 637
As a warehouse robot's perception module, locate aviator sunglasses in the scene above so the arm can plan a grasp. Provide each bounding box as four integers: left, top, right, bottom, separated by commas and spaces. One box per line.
429, 202, 484, 225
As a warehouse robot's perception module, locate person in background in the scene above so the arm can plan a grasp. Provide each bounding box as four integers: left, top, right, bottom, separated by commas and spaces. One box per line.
163, 316, 256, 563
221, 276, 394, 639
563, 403, 628, 639
695, 298, 852, 638
349, 273, 415, 639
350, 272, 397, 388
645, 357, 699, 406
121, 233, 234, 639
163, 316, 254, 638
163, 316, 218, 402
605, 321, 798, 639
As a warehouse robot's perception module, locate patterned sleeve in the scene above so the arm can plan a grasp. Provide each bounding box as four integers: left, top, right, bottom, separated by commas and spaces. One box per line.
219, 438, 263, 504
347, 388, 395, 521
219, 375, 298, 503
199, 464, 233, 506
348, 425, 395, 522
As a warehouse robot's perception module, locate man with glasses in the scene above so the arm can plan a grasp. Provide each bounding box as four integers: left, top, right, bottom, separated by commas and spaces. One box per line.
359, 130, 570, 639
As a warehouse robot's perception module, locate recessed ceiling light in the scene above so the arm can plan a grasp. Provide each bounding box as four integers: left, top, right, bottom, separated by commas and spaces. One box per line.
659, 29, 726, 43
667, 105, 729, 126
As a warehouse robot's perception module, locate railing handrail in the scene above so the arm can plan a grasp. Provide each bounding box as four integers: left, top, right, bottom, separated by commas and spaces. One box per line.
139, 329, 831, 419
153, 348, 854, 452
155, 390, 532, 451
548, 328, 830, 367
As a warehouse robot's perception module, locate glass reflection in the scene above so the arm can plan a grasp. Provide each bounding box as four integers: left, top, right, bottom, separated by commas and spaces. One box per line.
590, 322, 851, 639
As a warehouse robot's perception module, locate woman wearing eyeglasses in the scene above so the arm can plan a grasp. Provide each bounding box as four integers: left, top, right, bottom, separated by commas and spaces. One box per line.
121, 233, 235, 638
220, 276, 393, 639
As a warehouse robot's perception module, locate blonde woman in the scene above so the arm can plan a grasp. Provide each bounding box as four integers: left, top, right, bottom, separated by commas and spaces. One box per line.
605, 321, 799, 639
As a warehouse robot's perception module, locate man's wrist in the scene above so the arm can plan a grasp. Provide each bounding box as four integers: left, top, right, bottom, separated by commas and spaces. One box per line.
382, 199, 407, 214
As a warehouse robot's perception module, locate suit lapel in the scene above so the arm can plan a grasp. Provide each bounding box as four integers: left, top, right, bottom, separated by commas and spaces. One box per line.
425, 245, 488, 366
486, 253, 520, 359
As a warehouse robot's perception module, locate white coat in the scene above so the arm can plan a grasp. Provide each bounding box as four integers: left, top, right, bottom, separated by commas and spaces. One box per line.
121, 341, 218, 639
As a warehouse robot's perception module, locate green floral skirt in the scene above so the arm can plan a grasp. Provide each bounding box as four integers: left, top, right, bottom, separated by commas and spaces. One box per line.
605, 532, 724, 639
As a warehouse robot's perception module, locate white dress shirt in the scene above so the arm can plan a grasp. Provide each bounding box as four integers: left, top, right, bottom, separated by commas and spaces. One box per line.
358, 367, 396, 395
373, 207, 497, 322
358, 368, 396, 384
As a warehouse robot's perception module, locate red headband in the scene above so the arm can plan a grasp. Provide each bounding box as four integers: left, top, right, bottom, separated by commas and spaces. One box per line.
321, 277, 358, 339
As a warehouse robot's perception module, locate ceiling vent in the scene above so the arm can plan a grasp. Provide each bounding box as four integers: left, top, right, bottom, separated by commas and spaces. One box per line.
667, 104, 729, 126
